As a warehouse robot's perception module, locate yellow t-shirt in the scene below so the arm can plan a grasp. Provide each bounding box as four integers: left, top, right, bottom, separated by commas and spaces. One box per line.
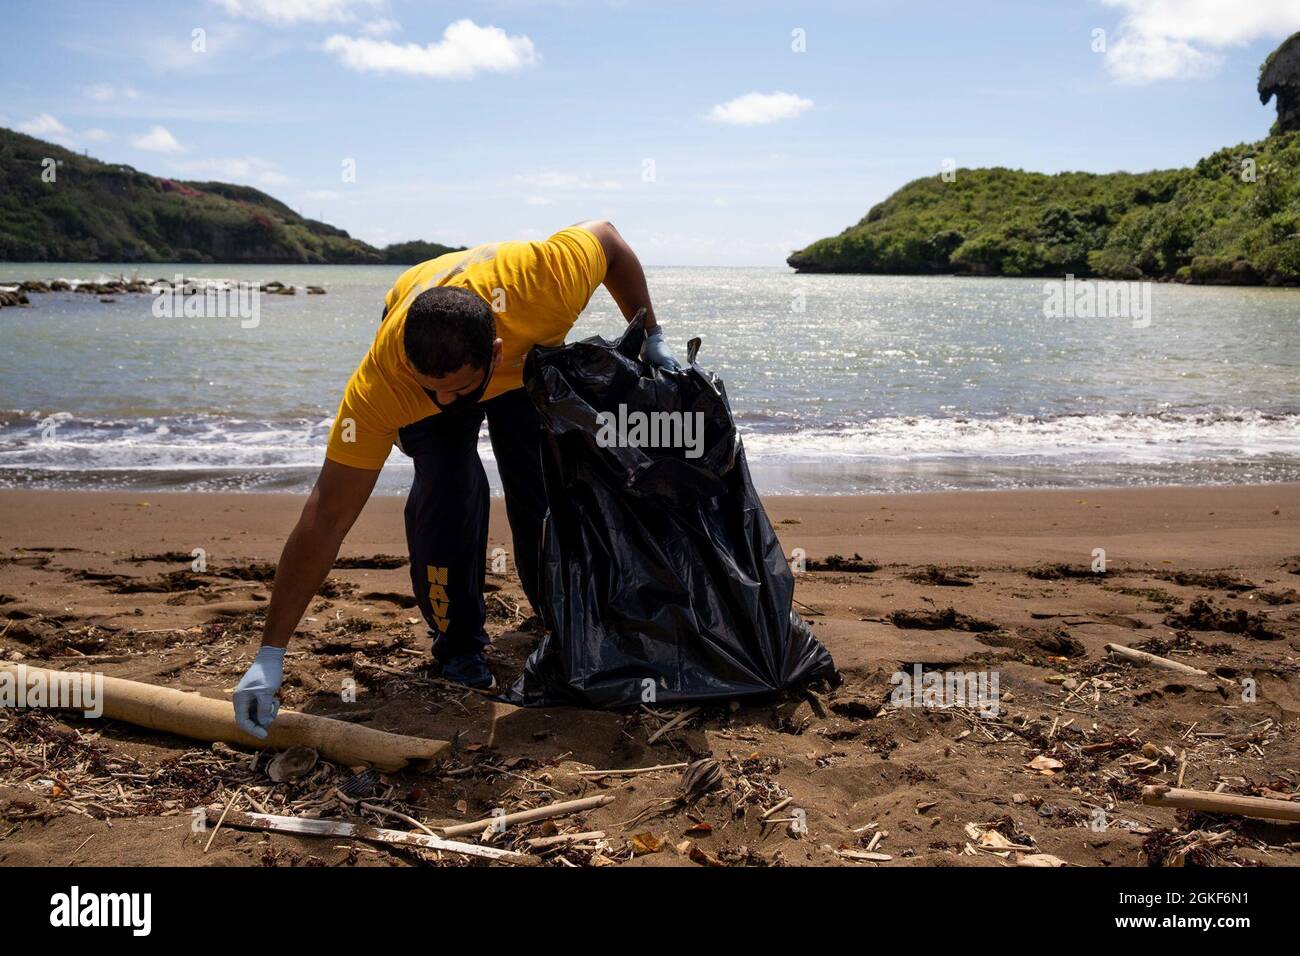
325, 226, 607, 469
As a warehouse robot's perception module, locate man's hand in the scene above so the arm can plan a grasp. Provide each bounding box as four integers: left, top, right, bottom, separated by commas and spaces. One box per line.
574, 220, 679, 371
643, 326, 683, 372
235, 458, 378, 736
233, 645, 285, 739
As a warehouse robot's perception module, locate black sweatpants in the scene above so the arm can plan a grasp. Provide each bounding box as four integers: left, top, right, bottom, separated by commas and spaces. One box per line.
397, 388, 547, 660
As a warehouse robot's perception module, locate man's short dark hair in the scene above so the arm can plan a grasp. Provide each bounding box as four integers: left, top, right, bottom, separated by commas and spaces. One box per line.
402, 287, 495, 378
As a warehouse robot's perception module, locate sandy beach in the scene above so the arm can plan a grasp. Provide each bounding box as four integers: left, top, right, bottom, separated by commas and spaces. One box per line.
2, 483, 1298, 867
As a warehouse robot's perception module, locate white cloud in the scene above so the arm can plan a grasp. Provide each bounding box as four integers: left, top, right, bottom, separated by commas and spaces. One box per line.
524, 196, 555, 206
133, 125, 185, 153
17, 113, 73, 145
138, 23, 249, 73
212, 0, 380, 24
1100, 0, 1300, 83
708, 91, 814, 126
82, 128, 113, 143
171, 156, 290, 186
305, 188, 342, 200
1105, 33, 1221, 83
83, 83, 140, 102
514, 171, 622, 191
323, 19, 538, 79
361, 18, 400, 37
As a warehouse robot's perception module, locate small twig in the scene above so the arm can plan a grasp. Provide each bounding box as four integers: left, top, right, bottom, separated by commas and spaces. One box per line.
484, 765, 564, 794
577, 763, 688, 778
359, 800, 437, 836
205, 787, 243, 853
438, 795, 615, 838
761, 797, 794, 820
792, 597, 825, 618
647, 707, 700, 745
525, 830, 606, 849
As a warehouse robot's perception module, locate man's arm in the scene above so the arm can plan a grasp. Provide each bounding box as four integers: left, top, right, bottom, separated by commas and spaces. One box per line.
232, 458, 378, 738
574, 219, 660, 333
575, 219, 680, 370
262, 458, 380, 648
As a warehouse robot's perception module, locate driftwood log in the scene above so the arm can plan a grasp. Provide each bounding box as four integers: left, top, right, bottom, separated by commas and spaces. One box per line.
1104, 643, 1234, 684
1, 664, 449, 771
1142, 785, 1300, 823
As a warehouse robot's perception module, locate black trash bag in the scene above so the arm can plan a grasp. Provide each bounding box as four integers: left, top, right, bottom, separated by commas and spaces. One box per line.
501, 313, 838, 708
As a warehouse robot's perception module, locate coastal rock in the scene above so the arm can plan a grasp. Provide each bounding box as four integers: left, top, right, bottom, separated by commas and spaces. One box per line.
1260, 32, 1300, 134
0, 290, 31, 308
1188, 256, 1262, 285
306, 285, 326, 294
3, 276, 246, 304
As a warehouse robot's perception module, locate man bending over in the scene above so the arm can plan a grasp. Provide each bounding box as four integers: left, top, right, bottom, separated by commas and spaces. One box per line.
232, 222, 679, 736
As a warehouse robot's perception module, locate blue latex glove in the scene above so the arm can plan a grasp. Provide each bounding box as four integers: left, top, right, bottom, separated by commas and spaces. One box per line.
233, 646, 284, 739
643, 326, 682, 372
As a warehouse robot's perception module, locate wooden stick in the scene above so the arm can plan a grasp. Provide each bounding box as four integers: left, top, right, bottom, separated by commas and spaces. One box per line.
1, 663, 450, 771
524, 830, 606, 849
204, 787, 243, 853
1142, 785, 1300, 823
358, 801, 436, 836
1104, 643, 1235, 684
207, 809, 537, 864
437, 795, 615, 838
761, 796, 794, 820
647, 707, 700, 744
577, 763, 688, 778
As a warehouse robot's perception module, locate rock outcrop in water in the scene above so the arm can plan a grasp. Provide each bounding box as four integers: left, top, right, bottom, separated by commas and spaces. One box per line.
1260, 32, 1300, 135
0, 276, 330, 307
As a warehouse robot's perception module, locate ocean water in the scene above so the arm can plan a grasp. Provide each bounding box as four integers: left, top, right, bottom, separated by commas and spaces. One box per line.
1, 263, 1298, 495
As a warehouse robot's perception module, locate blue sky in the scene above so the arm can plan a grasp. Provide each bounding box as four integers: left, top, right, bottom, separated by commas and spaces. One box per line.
2, 0, 1298, 265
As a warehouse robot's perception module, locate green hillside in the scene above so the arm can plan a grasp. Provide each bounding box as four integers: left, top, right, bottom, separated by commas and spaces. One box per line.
787, 132, 1300, 285
0, 127, 462, 264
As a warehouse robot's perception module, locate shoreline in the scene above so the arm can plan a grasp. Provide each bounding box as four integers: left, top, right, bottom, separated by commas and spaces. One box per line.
787, 267, 1300, 288
3, 483, 1297, 567
3, 473, 1299, 499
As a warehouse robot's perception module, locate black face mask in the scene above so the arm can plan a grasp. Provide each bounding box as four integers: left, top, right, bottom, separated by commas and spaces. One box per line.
426, 363, 492, 414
